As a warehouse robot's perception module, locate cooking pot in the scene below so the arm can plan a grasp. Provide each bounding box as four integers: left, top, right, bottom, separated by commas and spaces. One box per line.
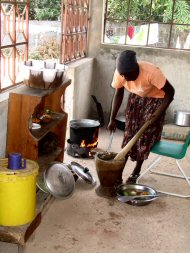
69, 119, 100, 145
115, 116, 125, 131
174, 111, 190, 126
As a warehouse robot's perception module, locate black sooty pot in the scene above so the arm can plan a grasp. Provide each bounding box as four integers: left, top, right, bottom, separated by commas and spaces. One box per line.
69, 119, 100, 146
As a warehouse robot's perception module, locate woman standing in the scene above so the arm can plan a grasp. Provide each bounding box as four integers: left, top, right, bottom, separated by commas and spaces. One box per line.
107, 50, 175, 183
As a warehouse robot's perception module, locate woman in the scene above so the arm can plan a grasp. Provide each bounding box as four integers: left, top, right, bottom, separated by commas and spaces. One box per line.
107, 50, 175, 183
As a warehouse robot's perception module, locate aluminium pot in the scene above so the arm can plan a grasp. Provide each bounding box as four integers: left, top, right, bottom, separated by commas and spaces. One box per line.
174, 111, 190, 126
69, 119, 100, 145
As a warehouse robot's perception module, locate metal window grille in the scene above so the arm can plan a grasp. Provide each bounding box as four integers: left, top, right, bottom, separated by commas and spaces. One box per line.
0, 0, 29, 91
103, 0, 190, 51
60, 0, 90, 64
0, 0, 90, 91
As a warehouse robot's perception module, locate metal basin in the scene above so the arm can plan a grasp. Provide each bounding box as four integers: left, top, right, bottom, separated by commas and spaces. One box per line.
174, 111, 190, 126
116, 183, 158, 206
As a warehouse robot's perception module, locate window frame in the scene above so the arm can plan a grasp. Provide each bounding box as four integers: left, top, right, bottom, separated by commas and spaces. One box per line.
60, 0, 90, 64
0, 0, 29, 92
103, 0, 190, 51
0, 0, 90, 92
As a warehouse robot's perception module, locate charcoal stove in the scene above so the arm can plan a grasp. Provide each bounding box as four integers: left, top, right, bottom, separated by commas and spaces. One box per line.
67, 139, 97, 158
67, 119, 100, 159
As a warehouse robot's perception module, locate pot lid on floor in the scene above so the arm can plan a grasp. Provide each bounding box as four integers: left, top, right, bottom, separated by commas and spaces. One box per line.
70, 161, 96, 185
44, 162, 75, 199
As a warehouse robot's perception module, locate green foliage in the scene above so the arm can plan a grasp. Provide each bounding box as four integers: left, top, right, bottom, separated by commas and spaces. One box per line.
130, 0, 151, 21
106, 0, 190, 47
163, 0, 190, 24
29, 0, 36, 19
107, 0, 154, 21
106, 0, 129, 20
29, 0, 62, 20
151, 0, 169, 22
106, 0, 190, 25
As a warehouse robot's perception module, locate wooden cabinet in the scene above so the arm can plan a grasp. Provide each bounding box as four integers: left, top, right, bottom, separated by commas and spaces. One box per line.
6, 79, 71, 171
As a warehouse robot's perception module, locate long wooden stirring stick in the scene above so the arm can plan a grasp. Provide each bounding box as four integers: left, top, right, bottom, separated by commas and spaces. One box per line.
114, 105, 163, 161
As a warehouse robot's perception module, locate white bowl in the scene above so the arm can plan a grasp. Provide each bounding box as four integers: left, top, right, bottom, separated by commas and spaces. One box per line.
22, 60, 66, 89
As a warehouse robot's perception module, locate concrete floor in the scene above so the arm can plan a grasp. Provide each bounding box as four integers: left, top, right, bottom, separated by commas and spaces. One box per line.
1, 128, 190, 253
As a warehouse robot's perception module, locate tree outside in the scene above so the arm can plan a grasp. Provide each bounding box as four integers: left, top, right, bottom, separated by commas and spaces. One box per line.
105, 0, 190, 49
29, 0, 62, 20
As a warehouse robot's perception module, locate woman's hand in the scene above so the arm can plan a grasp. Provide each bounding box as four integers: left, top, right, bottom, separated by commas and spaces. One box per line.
107, 119, 116, 133
107, 87, 124, 133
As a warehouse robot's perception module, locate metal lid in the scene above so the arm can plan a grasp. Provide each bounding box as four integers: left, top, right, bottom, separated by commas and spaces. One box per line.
44, 162, 75, 199
70, 162, 96, 185
36, 174, 49, 193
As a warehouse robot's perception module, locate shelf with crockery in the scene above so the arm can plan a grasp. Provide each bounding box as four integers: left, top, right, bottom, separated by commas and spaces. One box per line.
6, 79, 71, 166
30, 112, 66, 141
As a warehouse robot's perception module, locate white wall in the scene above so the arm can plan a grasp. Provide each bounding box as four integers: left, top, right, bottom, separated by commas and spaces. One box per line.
66, 58, 95, 121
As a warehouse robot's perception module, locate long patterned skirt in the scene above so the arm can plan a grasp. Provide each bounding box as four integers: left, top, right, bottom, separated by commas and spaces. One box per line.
122, 93, 165, 161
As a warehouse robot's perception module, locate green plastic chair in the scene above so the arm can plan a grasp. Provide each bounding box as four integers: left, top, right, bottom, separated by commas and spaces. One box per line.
137, 131, 190, 198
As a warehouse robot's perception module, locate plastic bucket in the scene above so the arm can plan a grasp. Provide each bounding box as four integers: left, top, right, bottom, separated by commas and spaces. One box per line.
0, 158, 39, 226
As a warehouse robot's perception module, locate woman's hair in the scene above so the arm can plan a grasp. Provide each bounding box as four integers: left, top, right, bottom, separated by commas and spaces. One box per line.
116, 50, 138, 74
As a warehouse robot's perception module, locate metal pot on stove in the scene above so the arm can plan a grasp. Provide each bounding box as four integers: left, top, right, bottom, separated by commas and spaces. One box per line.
69, 119, 100, 146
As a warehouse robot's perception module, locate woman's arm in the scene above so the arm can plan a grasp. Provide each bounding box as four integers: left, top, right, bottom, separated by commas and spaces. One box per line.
152, 80, 175, 122
107, 87, 124, 132
161, 80, 175, 103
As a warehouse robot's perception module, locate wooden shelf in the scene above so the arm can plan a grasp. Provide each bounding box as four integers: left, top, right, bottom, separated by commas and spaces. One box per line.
10, 80, 70, 97
6, 79, 71, 167
38, 147, 63, 171
30, 112, 66, 141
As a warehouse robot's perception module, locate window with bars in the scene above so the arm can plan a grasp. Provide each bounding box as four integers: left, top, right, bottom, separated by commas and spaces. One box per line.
61, 0, 89, 64
0, 0, 29, 92
103, 0, 190, 51
0, 0, 90, 91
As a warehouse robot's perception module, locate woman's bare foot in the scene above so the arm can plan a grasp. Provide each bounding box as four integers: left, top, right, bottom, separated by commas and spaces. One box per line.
126, 174, 140, 184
